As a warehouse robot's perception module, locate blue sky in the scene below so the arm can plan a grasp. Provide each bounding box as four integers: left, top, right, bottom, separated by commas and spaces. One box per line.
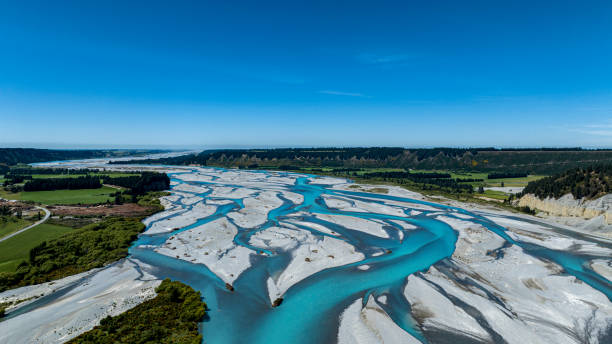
1, 1, 611, 148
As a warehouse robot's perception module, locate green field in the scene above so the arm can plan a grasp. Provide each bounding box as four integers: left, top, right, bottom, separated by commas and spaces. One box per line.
478, 189, 510, 201
408, 169, 546, 187
0, 223, 75, 273
0, 217, 33, 240
0, 186, 117, 205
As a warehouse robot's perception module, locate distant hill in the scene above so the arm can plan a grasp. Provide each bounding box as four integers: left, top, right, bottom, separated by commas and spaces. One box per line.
520, 165, 612, 200
112, 147, 612, 175
0, 148, 167, 167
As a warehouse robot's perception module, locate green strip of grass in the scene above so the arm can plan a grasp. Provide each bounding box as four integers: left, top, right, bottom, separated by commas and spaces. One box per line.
0, 216, 33, 240
0, 223, 75, 273
475, 189, 510, 201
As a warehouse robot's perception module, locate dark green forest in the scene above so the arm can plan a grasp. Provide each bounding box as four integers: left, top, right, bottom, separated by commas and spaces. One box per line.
0, 148, 109, 166
113, 147, 612, 175
0, 148, 168, 169
520, 165, 612, 200
69, 279, 206, 344
102, 172, 170, 195
0, 148, 167, 166
24, 176, 102, 191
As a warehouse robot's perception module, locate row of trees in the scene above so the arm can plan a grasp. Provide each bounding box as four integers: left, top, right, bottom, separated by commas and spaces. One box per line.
15, 172, 170, 195
3, 175, 32, 185
23, 176, 102, 191
0, 148, 111, 165
487, 172, 527, 179
102, 172, 170, 195
6, 167, 99, 176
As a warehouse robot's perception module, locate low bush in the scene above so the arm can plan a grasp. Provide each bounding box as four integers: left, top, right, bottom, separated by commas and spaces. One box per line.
69, 279, 206, 344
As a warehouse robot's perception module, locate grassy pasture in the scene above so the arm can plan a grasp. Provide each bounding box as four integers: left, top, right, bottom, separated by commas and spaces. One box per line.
19, 187, 117, 205
0, 223, 75, 273
0, 216, 33, 240
0, 186, 117, 205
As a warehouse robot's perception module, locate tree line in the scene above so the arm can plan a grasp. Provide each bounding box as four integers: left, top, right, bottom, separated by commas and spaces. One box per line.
113, 148, 612, 175
102, 172, 170, 195
7, 167, 100, 175
519, 165, 611, 200
487, 172, 528, 179
15, 172, 170, 195
0, 148, 168, 166
23, 176, 102, 191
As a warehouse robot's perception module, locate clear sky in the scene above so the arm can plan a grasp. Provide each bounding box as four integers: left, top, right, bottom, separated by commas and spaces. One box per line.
1, 1, 611, 149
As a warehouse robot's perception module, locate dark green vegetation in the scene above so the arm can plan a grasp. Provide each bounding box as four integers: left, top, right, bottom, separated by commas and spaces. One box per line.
0, 217, 145, 291
136, 191, 171, 213
6, 167, 100, 175
102, 172, 170, 195
24, 176, 102, 191
114, 147, 612, 175
488, 172, 528, 179
4, 168, 101, 184
519, 165, 612, 200
69, 279, 206, 344
2, 168, 136, 187
0, 148, 165, 166
0, 149, 109, 166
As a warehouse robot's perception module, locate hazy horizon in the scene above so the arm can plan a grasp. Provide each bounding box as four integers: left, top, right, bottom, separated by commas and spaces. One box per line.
1, 142, 611, 151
